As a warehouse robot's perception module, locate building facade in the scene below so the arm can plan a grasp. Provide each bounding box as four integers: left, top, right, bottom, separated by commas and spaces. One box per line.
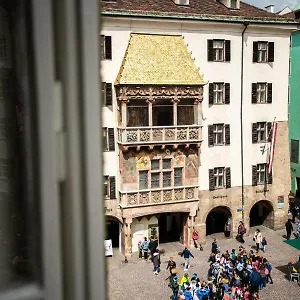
101, 0, 296, 255
286, 9, 300, 197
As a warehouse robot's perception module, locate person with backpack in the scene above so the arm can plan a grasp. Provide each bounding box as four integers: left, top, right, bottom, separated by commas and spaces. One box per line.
141, 237, 149, 260
196, 283, 210, 300
263, 258, 273, 284
170, 275, 179, 300
148, 236, 158, 262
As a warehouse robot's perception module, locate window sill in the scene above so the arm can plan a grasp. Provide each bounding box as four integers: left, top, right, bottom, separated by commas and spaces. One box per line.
214, 186, 226, 190
211, 103, 226, 106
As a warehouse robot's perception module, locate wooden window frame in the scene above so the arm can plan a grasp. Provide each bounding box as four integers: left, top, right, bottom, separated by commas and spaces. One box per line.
213, 124, 225, 145
257, 163, 266, 184
212, 40, 225, 62
213, 167, 225, 189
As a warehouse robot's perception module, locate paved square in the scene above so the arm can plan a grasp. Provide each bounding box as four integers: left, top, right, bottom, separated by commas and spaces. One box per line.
108, 226, 300, 300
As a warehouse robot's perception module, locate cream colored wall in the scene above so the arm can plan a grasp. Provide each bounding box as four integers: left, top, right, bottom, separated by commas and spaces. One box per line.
131, 216, 158, 252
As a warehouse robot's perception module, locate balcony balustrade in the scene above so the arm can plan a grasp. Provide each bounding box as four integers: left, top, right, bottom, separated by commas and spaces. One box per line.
117, 125, 202, 146
120, 186, 198, 207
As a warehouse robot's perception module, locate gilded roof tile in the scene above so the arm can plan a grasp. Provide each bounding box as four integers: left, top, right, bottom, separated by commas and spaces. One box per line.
115, 33, 205, 85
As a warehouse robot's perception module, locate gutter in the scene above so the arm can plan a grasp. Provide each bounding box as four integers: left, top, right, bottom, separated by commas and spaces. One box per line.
240, 22, 249, 223
101, 11, 297, 26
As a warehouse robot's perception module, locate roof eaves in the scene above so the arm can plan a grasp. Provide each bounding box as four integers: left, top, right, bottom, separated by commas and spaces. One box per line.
101, 10, 297, 25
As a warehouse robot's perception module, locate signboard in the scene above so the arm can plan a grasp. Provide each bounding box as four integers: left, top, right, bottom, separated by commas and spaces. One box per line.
104, 239, 113, 256
277, 196, 284, 209
236, 208, 243, 215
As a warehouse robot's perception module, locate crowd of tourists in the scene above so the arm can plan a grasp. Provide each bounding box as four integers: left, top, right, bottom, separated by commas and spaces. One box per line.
137, 226, 278, 300
166, 241, 273, 300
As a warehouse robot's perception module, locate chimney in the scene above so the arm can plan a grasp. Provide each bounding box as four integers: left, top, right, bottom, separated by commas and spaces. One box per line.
265, 5, 275, 13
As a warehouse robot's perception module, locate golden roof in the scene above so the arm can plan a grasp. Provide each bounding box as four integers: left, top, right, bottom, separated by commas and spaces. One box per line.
115, 33, 205, 85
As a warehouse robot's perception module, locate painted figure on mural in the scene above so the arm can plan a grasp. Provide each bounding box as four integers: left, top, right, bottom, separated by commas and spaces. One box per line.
185, 150, 198, 179
122, 151, 136, 184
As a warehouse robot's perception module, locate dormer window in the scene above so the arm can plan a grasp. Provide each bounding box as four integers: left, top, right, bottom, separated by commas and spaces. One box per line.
173, 0, 189, 6
231, 0, 237, 9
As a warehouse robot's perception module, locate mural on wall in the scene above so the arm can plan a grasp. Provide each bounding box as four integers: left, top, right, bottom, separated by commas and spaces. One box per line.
121, 151, 136, 183
136, 150, 150, 169
185, 149, 198, 178
174, 150, 185, 166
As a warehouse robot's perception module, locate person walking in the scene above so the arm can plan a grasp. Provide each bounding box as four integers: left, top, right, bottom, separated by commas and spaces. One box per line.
181, 245, 194, 271
253, 229, 262, 253
285, 219, 294, 240
148, 236, 158, 262
142, 237, 149, 260
192, 229, 199, 249
211, 239, 218, 254
261, 237, 267, 252
166, 256, 177, 275
237, 221, 246, 243
152, 250, 161, 275
138, 240, 143, 259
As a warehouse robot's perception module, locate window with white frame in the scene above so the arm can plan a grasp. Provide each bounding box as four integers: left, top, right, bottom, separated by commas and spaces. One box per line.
213, 83, 224, 104
257, 122, 267, 142
213, 40, 224, 62
104, 176, 109, 198
103, 128, 109, 151
0, 36, 7, 59
214, 167, 225, 188
0, 119, 6, 139
258, 42, 268, 62
257, 83, 267, 103
257, 163, 266, 184
0, 159, 8, 178
213, 124, 224, 145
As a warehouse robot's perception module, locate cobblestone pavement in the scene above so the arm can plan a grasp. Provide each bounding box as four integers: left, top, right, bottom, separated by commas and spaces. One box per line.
107, 226, 300, 300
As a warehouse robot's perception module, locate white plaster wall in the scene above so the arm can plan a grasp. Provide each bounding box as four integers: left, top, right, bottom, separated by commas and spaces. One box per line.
101, 17, 293, 191
131, 216, 158, 252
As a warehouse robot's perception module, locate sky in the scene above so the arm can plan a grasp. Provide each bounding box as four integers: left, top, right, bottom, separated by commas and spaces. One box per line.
244, 0, 299, 12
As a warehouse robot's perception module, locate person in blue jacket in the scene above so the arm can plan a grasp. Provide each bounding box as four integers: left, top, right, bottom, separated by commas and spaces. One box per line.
181, 245, 194, 271
196, 285, 210, 300
183, 286, 193, 300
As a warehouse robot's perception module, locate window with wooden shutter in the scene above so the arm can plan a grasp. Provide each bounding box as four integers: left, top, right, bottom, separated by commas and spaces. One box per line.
252, 83, 257, 103
209, 169, 215, 191
225, 167, 231, 188
291, 139, 299, 163
207, 40, 214, 61
225, 83, 230, 104
225, 124, 230, 145
253, 41, 258, 62
267, 83, 272, 103
268, 42, 274, 62
105, 83, 112, 106
109, 176, 116, 199
252, 123, 258, 143
208, 125, 214, 147
252, 165, 258, 186
267, 122, 272, 142
225, 40, 231, 62
209, 83, 214, 105
105, 36, 112, 59
108, 128, 115, 151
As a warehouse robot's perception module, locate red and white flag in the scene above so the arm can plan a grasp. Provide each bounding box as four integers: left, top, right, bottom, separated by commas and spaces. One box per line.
267, 122, 278, 174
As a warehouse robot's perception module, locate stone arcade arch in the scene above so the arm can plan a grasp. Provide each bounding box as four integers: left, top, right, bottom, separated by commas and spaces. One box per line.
105, 216, 122, 249
249, 200, 274, 228
205, 206, 232, 236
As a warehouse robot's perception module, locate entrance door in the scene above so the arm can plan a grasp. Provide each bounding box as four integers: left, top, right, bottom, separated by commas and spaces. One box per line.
206, 206, 231, 236
106, 220, 120, 248
158, 213, 182, 243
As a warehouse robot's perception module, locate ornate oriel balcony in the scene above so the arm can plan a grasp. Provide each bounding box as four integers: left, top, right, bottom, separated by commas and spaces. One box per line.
120, 186, 198, 207
117, 125, 202, 146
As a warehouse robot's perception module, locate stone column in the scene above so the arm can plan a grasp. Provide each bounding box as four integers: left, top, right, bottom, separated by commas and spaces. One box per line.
147, 98, 155, 126
124, 218, 133, 257
194, 99, 202, 126
188, 210, 197, 247
172, 98, 180, 126
121, 98, 129, 127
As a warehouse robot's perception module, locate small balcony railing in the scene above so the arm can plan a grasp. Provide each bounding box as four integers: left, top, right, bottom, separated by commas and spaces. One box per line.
117, 125, 202, 145
120, 186, 198, 207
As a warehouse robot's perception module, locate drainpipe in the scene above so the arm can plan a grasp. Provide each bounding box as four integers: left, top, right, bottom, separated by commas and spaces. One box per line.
240, 22, 249, 223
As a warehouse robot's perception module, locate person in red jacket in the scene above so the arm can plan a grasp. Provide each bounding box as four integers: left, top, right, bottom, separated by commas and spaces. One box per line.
192, 229, 199, 249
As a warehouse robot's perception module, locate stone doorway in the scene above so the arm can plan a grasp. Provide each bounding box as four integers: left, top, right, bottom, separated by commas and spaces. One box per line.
206, 206, 232, 236
158, 212, 188, 244
249, 200, 274, 228
106, 217, 121, 248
